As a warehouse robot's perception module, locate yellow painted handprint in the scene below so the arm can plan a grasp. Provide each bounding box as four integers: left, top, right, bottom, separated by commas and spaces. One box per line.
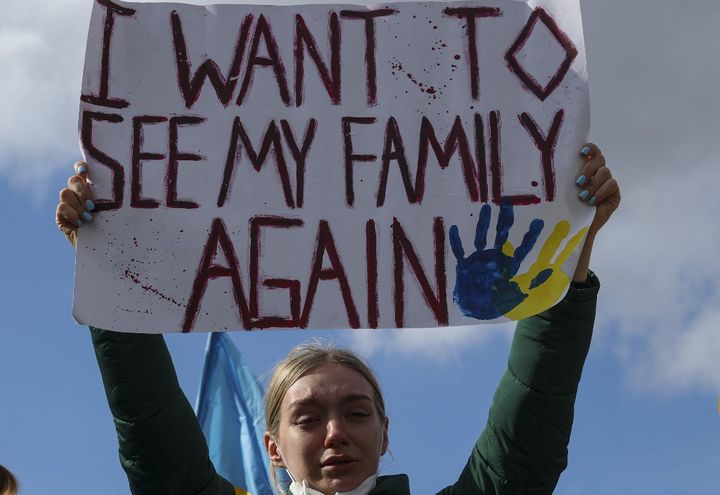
504, 221, 589, 321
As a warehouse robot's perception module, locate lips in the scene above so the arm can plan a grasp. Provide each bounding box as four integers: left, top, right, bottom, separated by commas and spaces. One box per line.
321, 454, 355, 468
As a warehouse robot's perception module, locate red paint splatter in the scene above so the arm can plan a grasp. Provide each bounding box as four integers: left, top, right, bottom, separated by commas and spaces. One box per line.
121, 269, 185, 308
389, 58, 440, 99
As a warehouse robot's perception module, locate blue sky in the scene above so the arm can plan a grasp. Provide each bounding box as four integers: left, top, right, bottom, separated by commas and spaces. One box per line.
2, 0, 720, 494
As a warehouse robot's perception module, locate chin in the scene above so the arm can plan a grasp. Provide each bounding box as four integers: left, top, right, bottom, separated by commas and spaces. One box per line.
323, 476, 362, 493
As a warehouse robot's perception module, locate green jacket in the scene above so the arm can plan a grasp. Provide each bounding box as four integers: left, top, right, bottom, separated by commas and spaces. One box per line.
91, 274, 598, 495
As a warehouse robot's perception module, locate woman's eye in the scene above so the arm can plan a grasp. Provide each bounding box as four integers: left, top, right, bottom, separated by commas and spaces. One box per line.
295, 416, 318, 426
348, 411, 371, 419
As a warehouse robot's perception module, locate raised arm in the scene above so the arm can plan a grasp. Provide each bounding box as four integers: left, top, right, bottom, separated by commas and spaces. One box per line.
57, 162, 235, 495
572, 143, 620, 283
439, 144, 620, 495
90, 328, 235, 495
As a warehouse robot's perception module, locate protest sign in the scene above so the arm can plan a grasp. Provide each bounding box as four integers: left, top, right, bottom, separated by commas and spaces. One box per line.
74, 0, 591, 332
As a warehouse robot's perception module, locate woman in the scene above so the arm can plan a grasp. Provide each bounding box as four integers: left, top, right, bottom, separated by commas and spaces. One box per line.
0, 465, 19, 495
56, 144, 619, 495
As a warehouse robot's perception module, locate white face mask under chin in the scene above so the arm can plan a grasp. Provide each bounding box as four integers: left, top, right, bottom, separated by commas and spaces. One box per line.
286, 472, 378, 495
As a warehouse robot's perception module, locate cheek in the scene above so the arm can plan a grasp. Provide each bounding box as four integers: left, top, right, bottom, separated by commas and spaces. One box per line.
357, 421, 386, 453
278, 426, 321, 467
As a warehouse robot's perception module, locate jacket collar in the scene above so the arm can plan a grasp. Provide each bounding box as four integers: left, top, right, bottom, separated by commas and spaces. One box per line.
369, 475, 410, 495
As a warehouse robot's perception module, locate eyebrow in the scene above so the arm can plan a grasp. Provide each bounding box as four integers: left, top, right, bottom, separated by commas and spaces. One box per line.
288, 394, 374, 410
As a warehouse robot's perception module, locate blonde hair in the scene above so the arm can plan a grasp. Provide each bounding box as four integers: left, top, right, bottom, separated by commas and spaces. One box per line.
0, 465, 18, 495
264, 342, 386, 487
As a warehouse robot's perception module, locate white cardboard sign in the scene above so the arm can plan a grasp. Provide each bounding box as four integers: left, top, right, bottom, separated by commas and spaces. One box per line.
75, 0, 591, 333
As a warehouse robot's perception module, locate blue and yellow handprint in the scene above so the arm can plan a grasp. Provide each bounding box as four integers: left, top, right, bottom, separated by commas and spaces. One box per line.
449, 203, 544, 320
450, 204, 588, 321
505, 221, 588, 320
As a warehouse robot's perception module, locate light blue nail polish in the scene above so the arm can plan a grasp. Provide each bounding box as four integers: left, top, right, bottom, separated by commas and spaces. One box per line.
576, 175, 587, 186
580, 146, 591, 156
86, 199, 96, 211
82, 211, 94, 223
578, 190, 590, 201
77, 164, 87, 174
588, 196, 597, 206
76, 219, 83, 228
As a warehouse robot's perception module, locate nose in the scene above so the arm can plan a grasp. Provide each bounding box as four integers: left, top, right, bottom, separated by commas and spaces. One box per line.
323, 417, 349, 447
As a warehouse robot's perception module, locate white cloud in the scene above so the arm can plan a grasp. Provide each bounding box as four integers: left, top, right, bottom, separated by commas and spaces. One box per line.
0, 0, 90, 189
626, 300, 720, 394
350, 323, 514, 363
591, 157, 720, 395
578, 0, 720, 395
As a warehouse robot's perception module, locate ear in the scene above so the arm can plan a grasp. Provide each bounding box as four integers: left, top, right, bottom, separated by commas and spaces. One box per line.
264, 431, 286, 467
380, 416, 389, 455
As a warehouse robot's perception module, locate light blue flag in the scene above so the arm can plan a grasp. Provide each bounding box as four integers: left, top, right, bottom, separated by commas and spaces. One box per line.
195, 332, 284, 495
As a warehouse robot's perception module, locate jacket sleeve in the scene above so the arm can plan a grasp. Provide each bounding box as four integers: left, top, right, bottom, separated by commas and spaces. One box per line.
439, 273, 600, 495
90, 327, 237, 495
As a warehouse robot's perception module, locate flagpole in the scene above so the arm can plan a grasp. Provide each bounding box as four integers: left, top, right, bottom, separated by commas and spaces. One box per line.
194, 331, 220, 419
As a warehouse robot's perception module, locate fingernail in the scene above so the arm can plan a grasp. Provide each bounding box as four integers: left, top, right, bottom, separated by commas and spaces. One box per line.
86, 199, 96, 211
580, 146, 591, 156
578, 190, 590, 201
588, 196, 597, 206
576, 175, 587, 186
76, 164, 87, 174
82, 211, 94, 223
76, 219, 83, 228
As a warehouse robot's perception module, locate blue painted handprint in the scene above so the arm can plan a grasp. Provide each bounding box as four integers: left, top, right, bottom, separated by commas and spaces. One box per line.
449, 203, 544, 320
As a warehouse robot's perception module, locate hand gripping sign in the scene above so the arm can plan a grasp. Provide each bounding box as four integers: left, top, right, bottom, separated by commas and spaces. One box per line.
74, 0, 591, 333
